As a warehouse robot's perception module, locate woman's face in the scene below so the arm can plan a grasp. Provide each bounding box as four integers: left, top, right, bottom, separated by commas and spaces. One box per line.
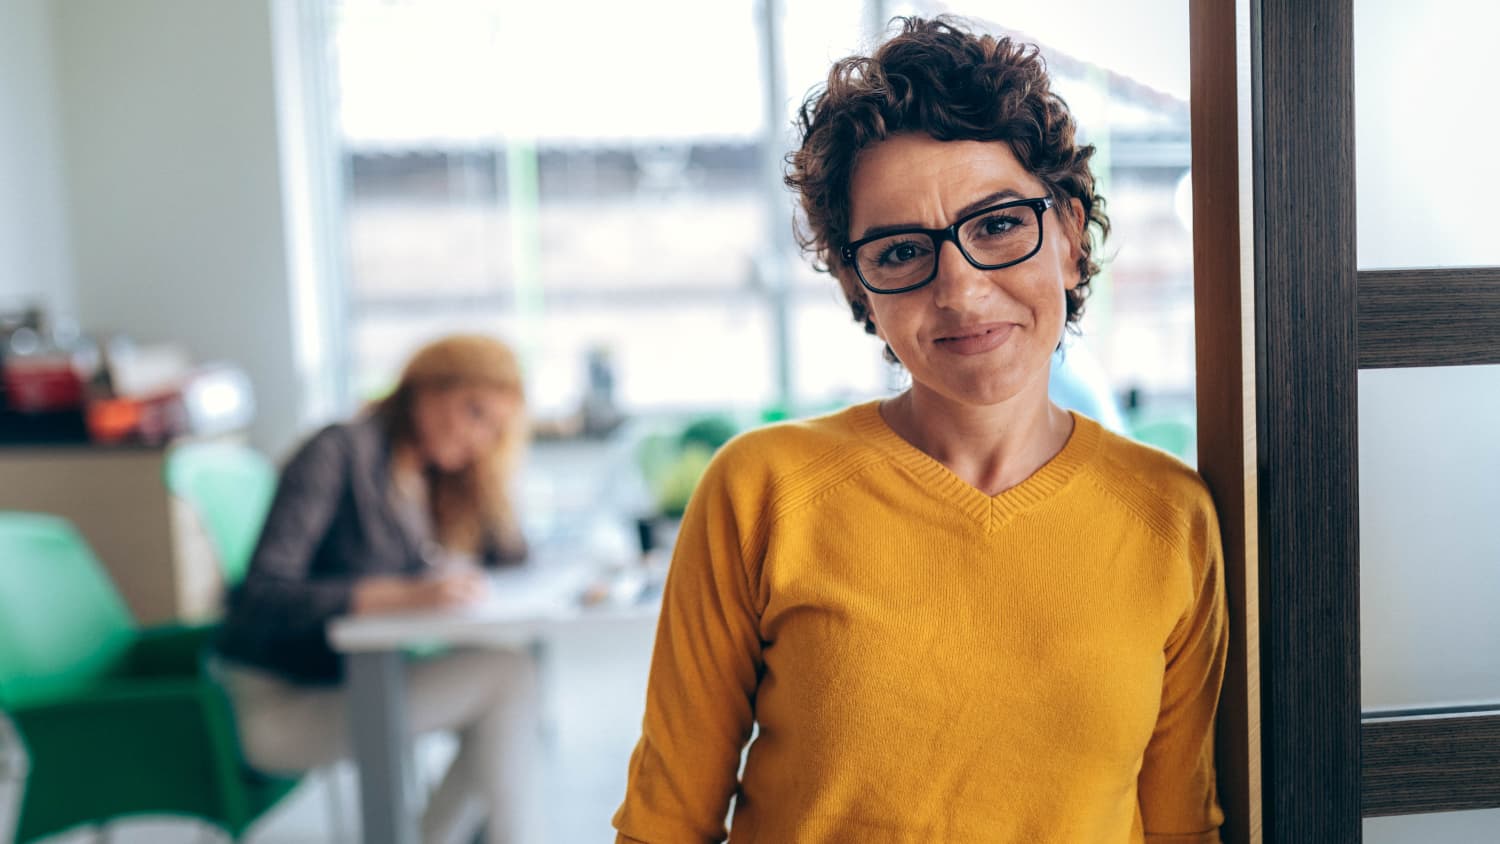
847, 133, 1082, 409
411, 383, 518, 473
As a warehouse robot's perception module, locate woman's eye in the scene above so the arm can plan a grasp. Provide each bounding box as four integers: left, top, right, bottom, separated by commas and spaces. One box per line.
876, 240, 926, 266
981, 214, 1022, 235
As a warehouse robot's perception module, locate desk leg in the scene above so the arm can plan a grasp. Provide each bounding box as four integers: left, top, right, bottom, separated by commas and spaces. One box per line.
528, 639, 556, 745
348, 650, 417, 844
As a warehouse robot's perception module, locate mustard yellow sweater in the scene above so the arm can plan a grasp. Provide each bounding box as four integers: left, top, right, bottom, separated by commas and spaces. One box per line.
614, 402, 1227, 843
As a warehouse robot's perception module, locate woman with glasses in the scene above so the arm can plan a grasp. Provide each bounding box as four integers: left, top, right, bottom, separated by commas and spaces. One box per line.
614, 16, 1226, 844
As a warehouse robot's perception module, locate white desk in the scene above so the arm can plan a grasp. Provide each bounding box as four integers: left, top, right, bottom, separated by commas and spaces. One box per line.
327, 563, 660, 844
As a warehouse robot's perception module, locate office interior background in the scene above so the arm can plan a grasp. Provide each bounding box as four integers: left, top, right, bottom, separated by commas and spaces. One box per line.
0, 0, 1496, 841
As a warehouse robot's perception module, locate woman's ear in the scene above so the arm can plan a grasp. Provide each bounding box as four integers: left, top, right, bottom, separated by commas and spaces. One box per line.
1065, 197, 1087, 290
850, 290, 878, 335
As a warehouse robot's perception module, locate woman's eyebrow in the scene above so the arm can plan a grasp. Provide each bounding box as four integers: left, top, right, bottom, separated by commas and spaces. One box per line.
956, 188, 1027, 220
855, 188, 1027, 241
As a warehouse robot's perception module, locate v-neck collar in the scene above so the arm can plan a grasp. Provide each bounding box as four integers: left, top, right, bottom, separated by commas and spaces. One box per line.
849, 399, 1101, 532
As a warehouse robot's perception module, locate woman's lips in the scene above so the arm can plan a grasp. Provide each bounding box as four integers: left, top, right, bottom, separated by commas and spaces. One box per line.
934, 322, 1016, 355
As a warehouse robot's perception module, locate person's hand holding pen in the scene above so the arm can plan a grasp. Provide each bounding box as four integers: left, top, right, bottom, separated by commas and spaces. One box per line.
351, 569, 489, 614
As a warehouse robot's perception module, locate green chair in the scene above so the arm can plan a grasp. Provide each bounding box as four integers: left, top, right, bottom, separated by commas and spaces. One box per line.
0, 512, 296, 843
1129, 417, 1197, 462
164, 442, 277, 587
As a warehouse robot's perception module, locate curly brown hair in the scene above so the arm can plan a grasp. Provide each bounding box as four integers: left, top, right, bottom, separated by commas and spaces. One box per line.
785, 16, 1109, 345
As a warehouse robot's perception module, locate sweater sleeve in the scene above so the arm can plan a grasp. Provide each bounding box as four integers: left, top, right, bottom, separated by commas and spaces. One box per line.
613, 447, 765, 844
1139, 496, 1229, 843
226, 426, 358, 651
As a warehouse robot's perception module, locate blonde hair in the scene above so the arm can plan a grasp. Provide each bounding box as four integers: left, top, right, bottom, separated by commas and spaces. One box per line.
374, 334, 527, 554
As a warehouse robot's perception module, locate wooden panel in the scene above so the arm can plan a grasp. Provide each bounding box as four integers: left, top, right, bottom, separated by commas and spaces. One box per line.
1250, 0, 1362, 840
1363, 714, 1500, 815
1190, 0, 1261, 841
1358, 268, 1500, 368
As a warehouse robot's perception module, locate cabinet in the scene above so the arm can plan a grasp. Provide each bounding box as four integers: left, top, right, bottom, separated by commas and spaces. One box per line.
0, 445, 223, 624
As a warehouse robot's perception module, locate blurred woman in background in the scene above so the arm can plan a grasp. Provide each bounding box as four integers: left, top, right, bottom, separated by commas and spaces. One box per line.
217, 333, 538, 844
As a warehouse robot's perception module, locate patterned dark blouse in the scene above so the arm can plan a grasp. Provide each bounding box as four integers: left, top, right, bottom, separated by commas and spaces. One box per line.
216, 416, 526, 684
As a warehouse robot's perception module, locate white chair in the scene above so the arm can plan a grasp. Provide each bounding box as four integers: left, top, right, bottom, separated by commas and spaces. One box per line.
0, 710, 25, 844
29, 816, 232, 844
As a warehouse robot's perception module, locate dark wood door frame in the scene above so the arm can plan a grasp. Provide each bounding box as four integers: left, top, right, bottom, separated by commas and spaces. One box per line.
1357, 268, 1500, 368
1249, 0, 1363, 840
1204, 0, 1500, 838
1190, 0, 1261, 840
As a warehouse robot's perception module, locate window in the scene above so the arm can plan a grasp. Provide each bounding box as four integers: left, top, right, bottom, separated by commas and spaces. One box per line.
331, 0, 881, 419
325, 0, 1194, 451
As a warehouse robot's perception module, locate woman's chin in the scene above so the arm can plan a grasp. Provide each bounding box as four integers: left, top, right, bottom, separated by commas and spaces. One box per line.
423, 451, 467, 474
913, 367, 1039, 409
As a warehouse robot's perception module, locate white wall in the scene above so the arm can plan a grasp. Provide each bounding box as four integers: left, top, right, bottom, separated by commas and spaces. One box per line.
49, 0, 306, 456
0, 0, 75, 315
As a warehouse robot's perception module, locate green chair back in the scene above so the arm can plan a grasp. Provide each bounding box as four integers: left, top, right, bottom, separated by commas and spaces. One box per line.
1130, 418, 1197, 461
0, 513, 136, 709
165, 442, 276, 586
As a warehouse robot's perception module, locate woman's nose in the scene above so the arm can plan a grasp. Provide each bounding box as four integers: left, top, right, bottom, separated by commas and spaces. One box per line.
929, 239, 995, 310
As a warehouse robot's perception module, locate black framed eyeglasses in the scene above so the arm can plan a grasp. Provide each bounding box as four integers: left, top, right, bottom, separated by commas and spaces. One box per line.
840, 196, 1054, 295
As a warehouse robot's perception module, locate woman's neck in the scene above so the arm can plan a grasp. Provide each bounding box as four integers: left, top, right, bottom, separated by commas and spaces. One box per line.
880, 382, 1074, 496
389, 441, 430, 493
